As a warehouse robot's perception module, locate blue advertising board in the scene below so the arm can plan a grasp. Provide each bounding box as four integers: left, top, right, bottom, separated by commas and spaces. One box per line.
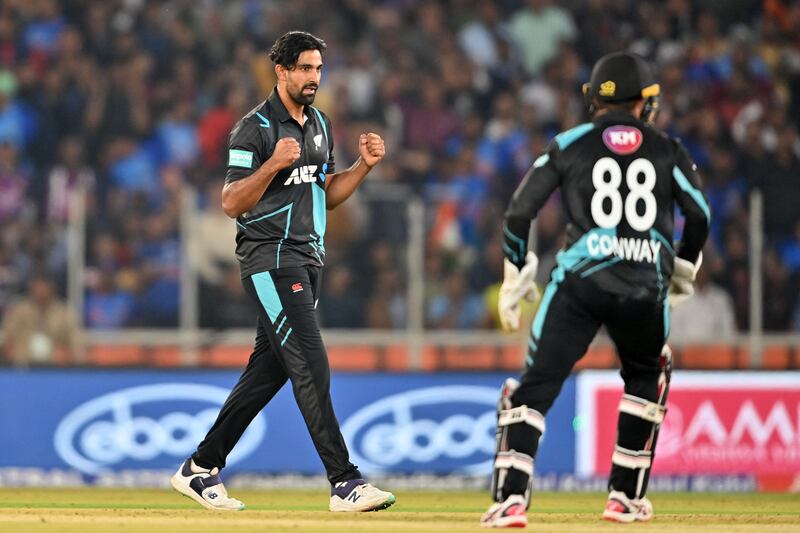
0, 370, 576, 480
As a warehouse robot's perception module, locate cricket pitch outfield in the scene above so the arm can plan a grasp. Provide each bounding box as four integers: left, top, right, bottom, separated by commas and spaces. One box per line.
0, 488, 798, 532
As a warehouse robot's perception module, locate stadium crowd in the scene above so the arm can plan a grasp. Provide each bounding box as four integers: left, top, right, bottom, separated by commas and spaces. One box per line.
0, 0, 799, 345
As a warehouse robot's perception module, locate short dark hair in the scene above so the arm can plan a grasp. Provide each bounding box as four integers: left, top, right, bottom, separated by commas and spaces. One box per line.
268, 31, 327, 68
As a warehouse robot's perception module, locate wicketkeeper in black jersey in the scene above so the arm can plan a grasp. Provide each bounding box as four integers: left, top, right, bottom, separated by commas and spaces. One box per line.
481, 52, 709, 528
170, 31, 394, 513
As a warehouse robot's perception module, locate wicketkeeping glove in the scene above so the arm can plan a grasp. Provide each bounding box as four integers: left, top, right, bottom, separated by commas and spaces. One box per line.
498, 251, 540, 332
669, 252, 702, 309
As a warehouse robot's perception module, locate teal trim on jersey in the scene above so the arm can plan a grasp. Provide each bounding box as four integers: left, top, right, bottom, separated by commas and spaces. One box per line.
255, 112, 270, 128
672, 165, 710, 223
556, 227, 616, 271
571, 256, 595, 273
276, 204, 292, 268
252, 272, 282, 323
311, 184, 326, 253
244, 203, 292, 225
649, 229, 669, 300
525, 354, 534, 367
580, 257, 621, 278
502, 243, 519, 264
533, 153, 550, 168
649, 228, 675, 256
663, 295, 671, 338
554, 123, 594, 151
311, 107, 328, 146
503, 224, 526, 261
276, 315, 287, 334
281, 328, 293, 347
243, 203, 293, 268
531, 264, 565, 342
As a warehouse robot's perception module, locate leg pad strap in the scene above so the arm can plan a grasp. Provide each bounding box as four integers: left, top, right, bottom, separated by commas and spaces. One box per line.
619, 394, 666, 424
498, 406, 546, 433
612, 445, 653, 470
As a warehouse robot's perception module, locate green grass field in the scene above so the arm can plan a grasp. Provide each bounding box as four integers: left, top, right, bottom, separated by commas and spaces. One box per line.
0, 488, 798, 532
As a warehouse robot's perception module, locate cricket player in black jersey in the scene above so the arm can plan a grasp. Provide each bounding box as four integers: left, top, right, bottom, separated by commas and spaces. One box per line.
171, 31, 395, 513
481, 52, 710, 528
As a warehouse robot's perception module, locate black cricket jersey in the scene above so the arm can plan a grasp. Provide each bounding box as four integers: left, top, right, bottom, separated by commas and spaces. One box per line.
503, 110, 710, 302
226, 88, 334, 277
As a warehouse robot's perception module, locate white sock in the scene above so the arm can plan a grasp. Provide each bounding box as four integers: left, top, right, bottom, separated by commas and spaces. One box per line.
190, 459, 210, 474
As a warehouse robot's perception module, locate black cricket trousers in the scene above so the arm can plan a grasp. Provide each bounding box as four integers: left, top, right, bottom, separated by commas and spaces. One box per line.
513, 271, 667, 413
193, 265, 361, 484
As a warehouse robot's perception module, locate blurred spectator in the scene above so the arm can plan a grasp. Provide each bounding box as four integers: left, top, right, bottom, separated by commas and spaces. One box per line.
777, 221, 800, 274
508, 0, 576, 77
762, 247, 799, 331
156, 99, 199, 169
46, 136, 94, 223
134, 212, 180, 327
191, 183, 237, 301
200, 264, 255, 329
320, 266, 363, 328
0, 242, 24, 317
0, 69, 34, 149
84, 268, 136, 329
2, 276, 82, 365
22, 0, 66, 60
427, 270, 486, 329
671, 265, 736, 342
402, 75, 461, 152
457, 3, 506, 70
754, 125, 800, 241
719, 224, 751, 330
364, 267, 407, 330
198, 85, 250, 170
0, 140, 29, 223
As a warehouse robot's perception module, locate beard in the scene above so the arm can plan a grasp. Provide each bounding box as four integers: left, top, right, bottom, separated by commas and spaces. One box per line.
290, 83, 318, 106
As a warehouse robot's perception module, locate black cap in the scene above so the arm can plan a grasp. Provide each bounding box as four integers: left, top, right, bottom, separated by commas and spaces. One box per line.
583, 52, 660, 103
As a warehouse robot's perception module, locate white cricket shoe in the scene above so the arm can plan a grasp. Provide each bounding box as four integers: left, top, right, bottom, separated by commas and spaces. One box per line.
329, 479, 396, 512
170, 458, 244, 511
602, 490, 654, 523
480, 494, 528, 528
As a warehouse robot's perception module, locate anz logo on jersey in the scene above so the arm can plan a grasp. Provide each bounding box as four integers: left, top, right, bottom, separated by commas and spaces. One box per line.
283, 165, 318, 185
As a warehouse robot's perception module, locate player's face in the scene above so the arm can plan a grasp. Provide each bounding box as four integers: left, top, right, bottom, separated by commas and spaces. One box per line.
284, 50, 323, 106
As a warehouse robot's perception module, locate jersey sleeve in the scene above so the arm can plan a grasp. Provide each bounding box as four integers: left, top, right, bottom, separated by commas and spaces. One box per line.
503, 142, 561, 269
225, 119, 267, 184
671, 141, 710, 263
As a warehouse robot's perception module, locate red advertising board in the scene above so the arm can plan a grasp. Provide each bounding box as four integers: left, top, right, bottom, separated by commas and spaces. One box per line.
577, 372, 800, 485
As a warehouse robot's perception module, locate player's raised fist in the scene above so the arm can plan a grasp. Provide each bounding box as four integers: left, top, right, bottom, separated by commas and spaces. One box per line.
271, 137, 301, 169
359, 133, 385, 168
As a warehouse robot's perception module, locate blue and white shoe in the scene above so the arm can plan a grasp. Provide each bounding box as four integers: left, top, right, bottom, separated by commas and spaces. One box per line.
170, 458, 244, 511
329, 479, 396, 512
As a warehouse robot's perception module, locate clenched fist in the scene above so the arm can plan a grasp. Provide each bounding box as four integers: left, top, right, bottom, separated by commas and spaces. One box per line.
359, 133, 385, 168
270, 137, 301, 170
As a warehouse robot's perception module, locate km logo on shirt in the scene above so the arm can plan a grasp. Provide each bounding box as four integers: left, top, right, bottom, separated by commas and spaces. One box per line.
283, 165, 318, 186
